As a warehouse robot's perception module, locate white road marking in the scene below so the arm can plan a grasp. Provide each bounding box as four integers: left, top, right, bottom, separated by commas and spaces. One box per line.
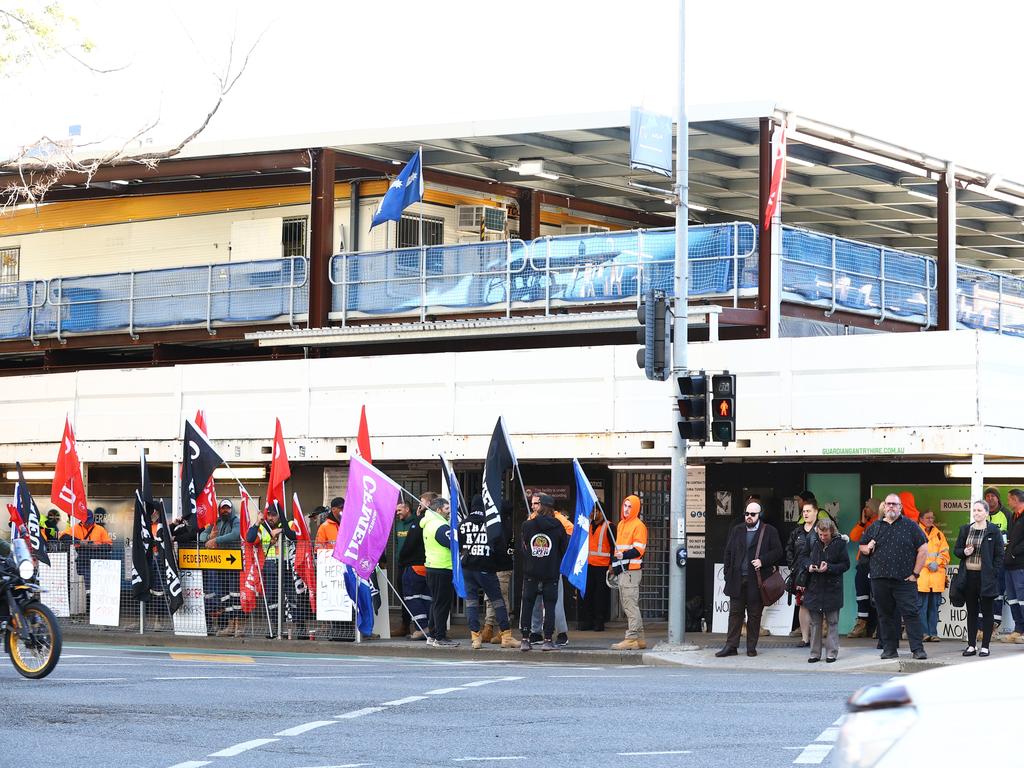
815, 727, 839, 742
335, 707, 386, 719
381, 695, 428, 706
832, 715, 845, 725
549, 674, 644, 678
155, 675, 258, 680
166, 762, 212, 768
460, 679, 509, 688
452, 758, 525, 762
290, 675, 395, 680
617, 751, 692, 756
294, 764, 370, 768
793, 744, 833, 764
208, 738, 279, 757
424, 687, 463, 694
275, 720, 337, 737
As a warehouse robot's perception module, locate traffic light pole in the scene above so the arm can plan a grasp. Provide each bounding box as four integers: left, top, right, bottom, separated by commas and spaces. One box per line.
667, 0, 689, 646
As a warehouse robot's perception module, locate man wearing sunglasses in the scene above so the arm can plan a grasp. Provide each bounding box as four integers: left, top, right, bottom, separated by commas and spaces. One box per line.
716, 500, 783, 658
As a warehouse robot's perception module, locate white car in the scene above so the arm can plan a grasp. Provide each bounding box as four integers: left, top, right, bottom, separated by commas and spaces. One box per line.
835, 654, 1022, 766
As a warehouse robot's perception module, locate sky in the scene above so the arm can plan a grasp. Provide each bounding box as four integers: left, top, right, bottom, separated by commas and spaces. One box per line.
2, 0, 1022, 178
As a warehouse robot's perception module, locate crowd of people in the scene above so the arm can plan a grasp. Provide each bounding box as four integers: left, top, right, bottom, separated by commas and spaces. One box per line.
38, 487, 650, 650
716, 487, 1024, 663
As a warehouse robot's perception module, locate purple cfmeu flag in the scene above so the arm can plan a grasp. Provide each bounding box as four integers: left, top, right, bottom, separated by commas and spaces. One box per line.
332, 455, 400, 580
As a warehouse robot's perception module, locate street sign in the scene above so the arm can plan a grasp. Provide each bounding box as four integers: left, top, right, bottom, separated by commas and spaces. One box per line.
177, 549, 242, 570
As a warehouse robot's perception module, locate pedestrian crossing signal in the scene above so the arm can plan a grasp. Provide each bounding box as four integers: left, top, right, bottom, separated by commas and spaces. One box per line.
710, 373, 736, 444
677, 372, 709, 443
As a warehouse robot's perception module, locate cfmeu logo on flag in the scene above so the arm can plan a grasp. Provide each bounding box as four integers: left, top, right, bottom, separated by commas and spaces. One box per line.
371, 149, 424, 227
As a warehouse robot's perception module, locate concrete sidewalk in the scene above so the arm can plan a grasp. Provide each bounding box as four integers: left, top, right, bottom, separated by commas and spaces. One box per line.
63, 621, 1024, 673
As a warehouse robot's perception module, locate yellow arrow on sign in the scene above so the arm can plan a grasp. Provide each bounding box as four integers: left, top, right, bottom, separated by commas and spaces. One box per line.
177, 549, 242, 571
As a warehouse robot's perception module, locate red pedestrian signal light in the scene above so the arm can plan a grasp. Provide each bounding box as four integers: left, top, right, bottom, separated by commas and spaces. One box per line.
710, 373, 736, 445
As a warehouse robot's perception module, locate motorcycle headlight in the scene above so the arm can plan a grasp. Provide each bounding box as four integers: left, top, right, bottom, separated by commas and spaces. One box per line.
17, 559, 34, 580
837, 707, 917, 767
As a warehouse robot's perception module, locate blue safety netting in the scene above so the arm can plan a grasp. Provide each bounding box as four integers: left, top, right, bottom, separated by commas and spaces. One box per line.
0, 280, 46, 340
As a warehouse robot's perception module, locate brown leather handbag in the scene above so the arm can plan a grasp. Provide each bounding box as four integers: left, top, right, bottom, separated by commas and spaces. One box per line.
755, 527, 786, 606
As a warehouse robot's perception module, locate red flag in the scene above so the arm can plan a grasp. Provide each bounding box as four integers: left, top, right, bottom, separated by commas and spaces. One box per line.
763, 123, 787, 230
267, 418, 291, 514
291, 492, 317, 612
239, 489, 265, 614
51, 417, 89, 522
194, 410, 219, 529
357, 405, 372, 464
7, 502, 22, 528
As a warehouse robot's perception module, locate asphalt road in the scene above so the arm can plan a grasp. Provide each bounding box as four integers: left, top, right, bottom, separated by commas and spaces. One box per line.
0, 643, 888, 768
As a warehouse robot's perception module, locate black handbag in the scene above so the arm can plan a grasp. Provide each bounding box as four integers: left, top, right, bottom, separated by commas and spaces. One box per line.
948, 567, 966, 607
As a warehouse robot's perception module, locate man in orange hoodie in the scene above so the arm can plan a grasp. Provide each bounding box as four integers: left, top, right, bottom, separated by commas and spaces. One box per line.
611, 494, 647, 650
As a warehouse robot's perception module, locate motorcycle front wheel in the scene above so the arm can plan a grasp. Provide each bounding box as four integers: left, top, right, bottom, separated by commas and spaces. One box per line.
7, 601, 62, 679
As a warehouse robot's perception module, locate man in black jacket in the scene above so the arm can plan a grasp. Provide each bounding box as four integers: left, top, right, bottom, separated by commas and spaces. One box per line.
459, 494, 517, 649
716, 501, 784, 658
1003, 489, 1024, 644
518, 494, 568, 652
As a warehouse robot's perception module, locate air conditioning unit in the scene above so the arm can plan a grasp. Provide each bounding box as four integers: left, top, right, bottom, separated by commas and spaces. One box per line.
456, 205, 507, 234
563, 224, 610, 235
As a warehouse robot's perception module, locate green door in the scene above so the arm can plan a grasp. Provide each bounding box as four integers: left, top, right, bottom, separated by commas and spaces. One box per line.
807, 473, 861, 634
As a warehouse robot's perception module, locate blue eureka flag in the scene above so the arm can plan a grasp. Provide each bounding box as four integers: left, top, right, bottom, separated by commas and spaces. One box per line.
342, 565, 376, 636
561, 458, 598, 596
440, 454, 466, 599
370, 148, 424, 228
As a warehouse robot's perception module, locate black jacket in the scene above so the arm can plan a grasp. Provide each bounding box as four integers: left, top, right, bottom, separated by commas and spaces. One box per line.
786, 525, 814, 572
803, 534, 850, 613
1005, 512, 1024, 570
459, 511, 499, 571
519, 515, 568, 581
398, 515, 426, 568
722, 522, 783, 599
954, 522, 1005, 597
493, 509, 515, 571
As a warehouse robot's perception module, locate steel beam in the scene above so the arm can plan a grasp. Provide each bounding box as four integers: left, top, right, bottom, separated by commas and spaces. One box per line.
309, 148, 335, 329
758, 118, 773, 337
937, 166, 957, 331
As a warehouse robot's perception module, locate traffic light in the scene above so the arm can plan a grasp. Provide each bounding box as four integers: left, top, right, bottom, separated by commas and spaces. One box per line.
636, 290, 669, 381
677, 371, 709, 442
710, 373, 737, 444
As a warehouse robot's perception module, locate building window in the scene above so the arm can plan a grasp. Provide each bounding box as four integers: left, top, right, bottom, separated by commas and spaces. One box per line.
0, 247, 19, 284
282, 217, 307, 258
397, 215, 444, 249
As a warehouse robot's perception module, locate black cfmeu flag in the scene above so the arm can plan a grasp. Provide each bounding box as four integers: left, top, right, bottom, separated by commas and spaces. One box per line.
181, 419, 223, 521
130, 451, 154, 601
16, 462, 49, 566
481, 417, 516, 548
153, 498, 183, 616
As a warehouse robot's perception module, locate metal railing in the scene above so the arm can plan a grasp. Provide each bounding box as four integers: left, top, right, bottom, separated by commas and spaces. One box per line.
956, 264, 1024, 337
40, 257, 309, 342
0, 279, 47, 345
780, 225, 938, 326
329, 223, 758, 324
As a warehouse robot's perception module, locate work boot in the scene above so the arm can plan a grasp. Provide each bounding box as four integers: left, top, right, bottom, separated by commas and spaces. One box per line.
489, 630, 502, 645
233, 619, 246, 638
217, 618, 238, 637
471, 631, 482, 650
1002, 631, 1021, 644
480, 624, 494, 643
847, 619, 868, 638
611, 638, 641, 650
500, 629, 519, 648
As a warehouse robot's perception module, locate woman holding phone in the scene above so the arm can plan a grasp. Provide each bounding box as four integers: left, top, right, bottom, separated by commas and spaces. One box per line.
804, 518, 851, 663
953, 501, 1005, 657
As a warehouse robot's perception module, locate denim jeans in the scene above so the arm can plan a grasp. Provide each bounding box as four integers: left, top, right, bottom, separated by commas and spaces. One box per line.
917, 591, 940, 637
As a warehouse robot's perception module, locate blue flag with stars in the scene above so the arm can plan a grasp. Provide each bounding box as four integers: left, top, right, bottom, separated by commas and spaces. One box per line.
370, 148, 424, 228
560, 458, 598, 596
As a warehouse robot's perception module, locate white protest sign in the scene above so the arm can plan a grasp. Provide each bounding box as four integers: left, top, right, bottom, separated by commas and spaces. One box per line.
38, 552, 70, 618
172, 569, 208, 636
89, 559, 121, 626
317, 549, 353, 621
712, 562, 794, 637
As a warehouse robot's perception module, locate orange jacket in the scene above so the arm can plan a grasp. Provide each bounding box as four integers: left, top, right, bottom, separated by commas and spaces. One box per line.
917, 524, 950, 593
60, 522, 112, 545
529, 509, 574, 536
315, 517, 339, 548
848, 517, 877, 560
588, 520, 614, 567
614, 495, 647, 571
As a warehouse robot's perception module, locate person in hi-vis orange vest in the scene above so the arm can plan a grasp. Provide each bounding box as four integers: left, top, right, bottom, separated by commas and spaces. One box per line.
611, 494, 647, 650
578, 504, 616, 632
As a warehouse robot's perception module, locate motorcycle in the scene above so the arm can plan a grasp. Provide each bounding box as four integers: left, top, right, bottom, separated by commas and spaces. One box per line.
0, 537, 61, 679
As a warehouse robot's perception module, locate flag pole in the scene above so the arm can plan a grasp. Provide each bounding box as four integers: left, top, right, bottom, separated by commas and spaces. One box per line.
377, 567, 426, 636
223, 463, 274, 635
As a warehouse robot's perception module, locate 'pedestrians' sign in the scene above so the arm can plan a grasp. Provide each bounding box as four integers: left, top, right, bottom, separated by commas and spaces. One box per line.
177, 549, 242, 570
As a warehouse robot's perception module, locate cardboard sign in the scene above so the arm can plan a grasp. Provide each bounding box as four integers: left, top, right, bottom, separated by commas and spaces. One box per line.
89, 559, 121, 627
316, 549, 353, 621
172, 569, 208, 637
